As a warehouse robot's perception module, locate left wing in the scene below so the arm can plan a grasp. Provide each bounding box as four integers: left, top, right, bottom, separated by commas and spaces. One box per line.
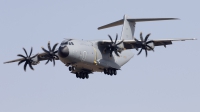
97, 32, 196, 57
99, 38, 197, 49
124, 38, 197, 49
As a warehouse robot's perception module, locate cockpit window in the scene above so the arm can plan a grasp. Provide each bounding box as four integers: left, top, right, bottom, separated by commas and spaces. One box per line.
61, 41, 68, 45
61, 39, 74, 46
61, 39, 70, 45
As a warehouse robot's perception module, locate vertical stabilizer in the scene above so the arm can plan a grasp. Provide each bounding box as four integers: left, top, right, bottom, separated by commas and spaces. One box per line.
120, 15, 135, 40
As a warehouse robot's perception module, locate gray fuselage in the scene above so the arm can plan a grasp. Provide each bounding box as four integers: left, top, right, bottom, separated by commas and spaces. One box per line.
58, 39, 134, 73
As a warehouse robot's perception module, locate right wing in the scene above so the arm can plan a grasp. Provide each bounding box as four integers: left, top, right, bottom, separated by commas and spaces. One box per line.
4, 42, 59, 71
3, 52, 54, 64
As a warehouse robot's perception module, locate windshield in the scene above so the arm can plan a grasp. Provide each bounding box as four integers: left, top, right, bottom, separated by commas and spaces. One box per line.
61, 39, 71, 45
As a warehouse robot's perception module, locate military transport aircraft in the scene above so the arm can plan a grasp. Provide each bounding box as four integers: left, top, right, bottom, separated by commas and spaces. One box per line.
4, 15, 196, 79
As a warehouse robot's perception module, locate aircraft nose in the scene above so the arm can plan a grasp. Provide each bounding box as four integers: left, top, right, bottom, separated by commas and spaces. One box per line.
58, 46, 69, 58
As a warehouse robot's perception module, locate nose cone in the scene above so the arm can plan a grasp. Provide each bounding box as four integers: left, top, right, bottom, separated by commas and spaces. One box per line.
58, 46, 69, 58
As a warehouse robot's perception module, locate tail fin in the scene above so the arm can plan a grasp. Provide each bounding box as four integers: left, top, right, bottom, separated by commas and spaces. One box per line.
98, 15, 178, 40
121, 15, 135, 40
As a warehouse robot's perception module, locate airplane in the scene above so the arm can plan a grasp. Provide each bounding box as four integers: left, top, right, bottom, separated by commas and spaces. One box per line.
4, 15, 197, 79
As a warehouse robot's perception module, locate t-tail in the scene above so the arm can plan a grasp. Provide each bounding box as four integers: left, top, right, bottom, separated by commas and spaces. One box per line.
98, 15, 178, 40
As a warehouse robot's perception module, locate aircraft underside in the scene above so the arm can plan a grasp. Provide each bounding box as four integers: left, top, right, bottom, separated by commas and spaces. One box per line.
58, 44, 134, 79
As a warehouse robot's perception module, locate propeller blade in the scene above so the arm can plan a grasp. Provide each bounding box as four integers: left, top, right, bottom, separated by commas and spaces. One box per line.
52, 43, 58, 52
48, 41, 51, 51
134, 38, 140, 43
114, 34, 118, 44
31, 53, 38, 59
53, 50, 58, 54
145, 49, 148, 57
146, 45, 154, 51
116, 46, 121, 50
17, 54, 26, 58
45, 60, 50, 65
114, 50, 120, 57
146, 40, 154, 44
24, 61, 28, 71
29, 47, 33, 57
23, 48, 28, 57
28, 63, 34, 70
144, 33, 151, 42
140, 32, 143, 41
18, 60, 26, 65
108, 35, 113, 43
137, 48, 143, 55
53, 58, 55, 66
116, 39, 124, 45
42, 47, 50, 54
55, 55, 59, 59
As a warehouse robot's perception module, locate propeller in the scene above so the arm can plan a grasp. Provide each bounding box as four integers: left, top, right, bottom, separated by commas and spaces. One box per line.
41, 41, 59, 66
17, 47, 38, 71
134, 32, 154, 57
104, 34, 124, 57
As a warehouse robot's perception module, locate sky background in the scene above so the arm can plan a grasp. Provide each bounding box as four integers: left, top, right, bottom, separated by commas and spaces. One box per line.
0, 0, 200, 112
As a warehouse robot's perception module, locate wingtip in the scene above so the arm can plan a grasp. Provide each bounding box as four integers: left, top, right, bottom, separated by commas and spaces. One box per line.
174, 18, 180, 20
3, 61, 10, 64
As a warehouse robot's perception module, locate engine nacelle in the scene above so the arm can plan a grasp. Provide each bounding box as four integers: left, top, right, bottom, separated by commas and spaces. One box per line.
147, 42, 155, 51
32, 61, 40, 65
31, 56, 40, 65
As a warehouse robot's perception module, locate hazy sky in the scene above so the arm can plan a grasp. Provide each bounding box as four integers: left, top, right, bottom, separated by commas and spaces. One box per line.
0, 0, 200, 112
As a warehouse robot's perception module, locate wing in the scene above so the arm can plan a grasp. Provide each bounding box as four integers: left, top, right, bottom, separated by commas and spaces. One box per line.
4, 42, 59, 71
4, 58, 25, 64
125, 38, 197, 49
4, 52, 59, 64
99, 38, 197, 49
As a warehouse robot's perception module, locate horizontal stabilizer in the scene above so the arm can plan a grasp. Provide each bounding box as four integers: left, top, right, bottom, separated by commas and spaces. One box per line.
127, 18, 179, 22
98, 19, 123, 30
98, 18, 179, 30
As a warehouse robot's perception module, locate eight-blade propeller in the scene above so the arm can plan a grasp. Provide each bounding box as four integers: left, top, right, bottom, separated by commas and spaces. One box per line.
17, 47, 38, 71
134, 32, 154, 57
41, 41, 59, 66
104, 34, 124, 57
